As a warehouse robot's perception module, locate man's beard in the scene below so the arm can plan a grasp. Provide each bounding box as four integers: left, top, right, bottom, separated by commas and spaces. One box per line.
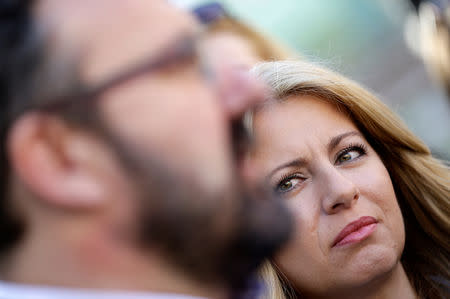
102, 122, 293, 291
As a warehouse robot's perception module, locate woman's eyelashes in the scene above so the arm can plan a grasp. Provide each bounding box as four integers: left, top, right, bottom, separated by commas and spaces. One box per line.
335, 143, 367, 165
275, 173, 306, 194
273, 143, 368, 195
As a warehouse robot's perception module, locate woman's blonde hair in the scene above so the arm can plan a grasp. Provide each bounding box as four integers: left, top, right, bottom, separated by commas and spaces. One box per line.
249, 61, 450, 299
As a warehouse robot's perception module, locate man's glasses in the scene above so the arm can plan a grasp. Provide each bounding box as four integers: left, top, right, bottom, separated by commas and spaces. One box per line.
14, 29, 253, 157
27, 33, 204, 115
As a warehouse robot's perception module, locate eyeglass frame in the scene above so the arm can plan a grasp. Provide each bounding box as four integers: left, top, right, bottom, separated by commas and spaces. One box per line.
18, 31, 208, 118
9, 28, 252, 156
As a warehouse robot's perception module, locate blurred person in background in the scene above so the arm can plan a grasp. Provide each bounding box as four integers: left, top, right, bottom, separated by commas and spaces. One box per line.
405, 0, 450, 97
247, 61, 449, 299
0, 0, 292, 298
193, 2, 296, 69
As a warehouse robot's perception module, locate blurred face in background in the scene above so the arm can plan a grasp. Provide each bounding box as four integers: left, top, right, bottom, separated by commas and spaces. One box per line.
26, 0, 292, 288
250, 96, 405, 297
202, 31, 262, 69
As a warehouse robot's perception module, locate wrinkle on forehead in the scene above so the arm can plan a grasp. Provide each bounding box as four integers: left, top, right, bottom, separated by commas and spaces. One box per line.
252, 96, 352, 153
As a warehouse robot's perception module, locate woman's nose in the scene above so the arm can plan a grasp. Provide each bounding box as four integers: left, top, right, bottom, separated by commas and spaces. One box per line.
320, 166, 359, 215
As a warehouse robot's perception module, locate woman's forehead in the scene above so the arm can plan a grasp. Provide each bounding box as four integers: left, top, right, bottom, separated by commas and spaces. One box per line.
251, 95, 362, 167
254, 95, 354, 133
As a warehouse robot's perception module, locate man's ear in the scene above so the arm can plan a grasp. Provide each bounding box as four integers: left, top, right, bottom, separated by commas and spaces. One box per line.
8, 112, 108, 209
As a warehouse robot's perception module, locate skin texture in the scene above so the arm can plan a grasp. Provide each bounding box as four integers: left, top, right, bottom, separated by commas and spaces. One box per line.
4, 1, 293, 298
202, 32, 262, 69
251, 96, 415, 298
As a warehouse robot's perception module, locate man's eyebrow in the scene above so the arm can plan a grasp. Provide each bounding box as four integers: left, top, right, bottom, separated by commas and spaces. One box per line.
328, 131, 362, 153
267, 158, 308, 180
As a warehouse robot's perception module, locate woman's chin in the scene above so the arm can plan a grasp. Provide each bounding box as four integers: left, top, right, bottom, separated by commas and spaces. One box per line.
330, 243, 402, 289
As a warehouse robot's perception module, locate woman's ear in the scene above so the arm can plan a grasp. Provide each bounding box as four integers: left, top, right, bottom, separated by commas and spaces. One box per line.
8, 112, 108, 209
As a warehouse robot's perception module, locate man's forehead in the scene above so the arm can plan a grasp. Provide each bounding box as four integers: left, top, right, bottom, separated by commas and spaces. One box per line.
35, 0, 196, 29
35, 0, 199, 82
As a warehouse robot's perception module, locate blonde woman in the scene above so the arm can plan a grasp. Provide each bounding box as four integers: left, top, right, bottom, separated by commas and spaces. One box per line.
246, 61, 449, 299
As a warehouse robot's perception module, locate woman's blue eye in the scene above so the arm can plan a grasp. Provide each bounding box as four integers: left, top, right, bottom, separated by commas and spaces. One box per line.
276, 176, 303, 194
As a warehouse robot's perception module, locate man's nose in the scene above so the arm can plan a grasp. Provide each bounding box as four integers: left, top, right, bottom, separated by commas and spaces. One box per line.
214, 63, 268, 119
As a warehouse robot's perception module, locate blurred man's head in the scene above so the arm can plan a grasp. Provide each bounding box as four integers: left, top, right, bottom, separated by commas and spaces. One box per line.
0, 0, 291, 295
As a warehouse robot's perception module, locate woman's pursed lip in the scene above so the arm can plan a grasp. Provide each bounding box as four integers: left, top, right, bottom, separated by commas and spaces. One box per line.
332, 216, 378, 247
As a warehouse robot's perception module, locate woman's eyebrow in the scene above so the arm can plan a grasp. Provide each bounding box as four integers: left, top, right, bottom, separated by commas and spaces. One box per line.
267, 157, 308, 180
328, 131, 362, 153
266, 131, 362, 180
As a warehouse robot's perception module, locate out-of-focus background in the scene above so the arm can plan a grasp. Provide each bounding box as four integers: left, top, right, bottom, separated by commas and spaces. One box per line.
180, 0, 450, 158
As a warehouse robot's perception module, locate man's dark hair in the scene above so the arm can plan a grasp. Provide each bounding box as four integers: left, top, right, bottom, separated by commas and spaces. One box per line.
0, 0, 45, 253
